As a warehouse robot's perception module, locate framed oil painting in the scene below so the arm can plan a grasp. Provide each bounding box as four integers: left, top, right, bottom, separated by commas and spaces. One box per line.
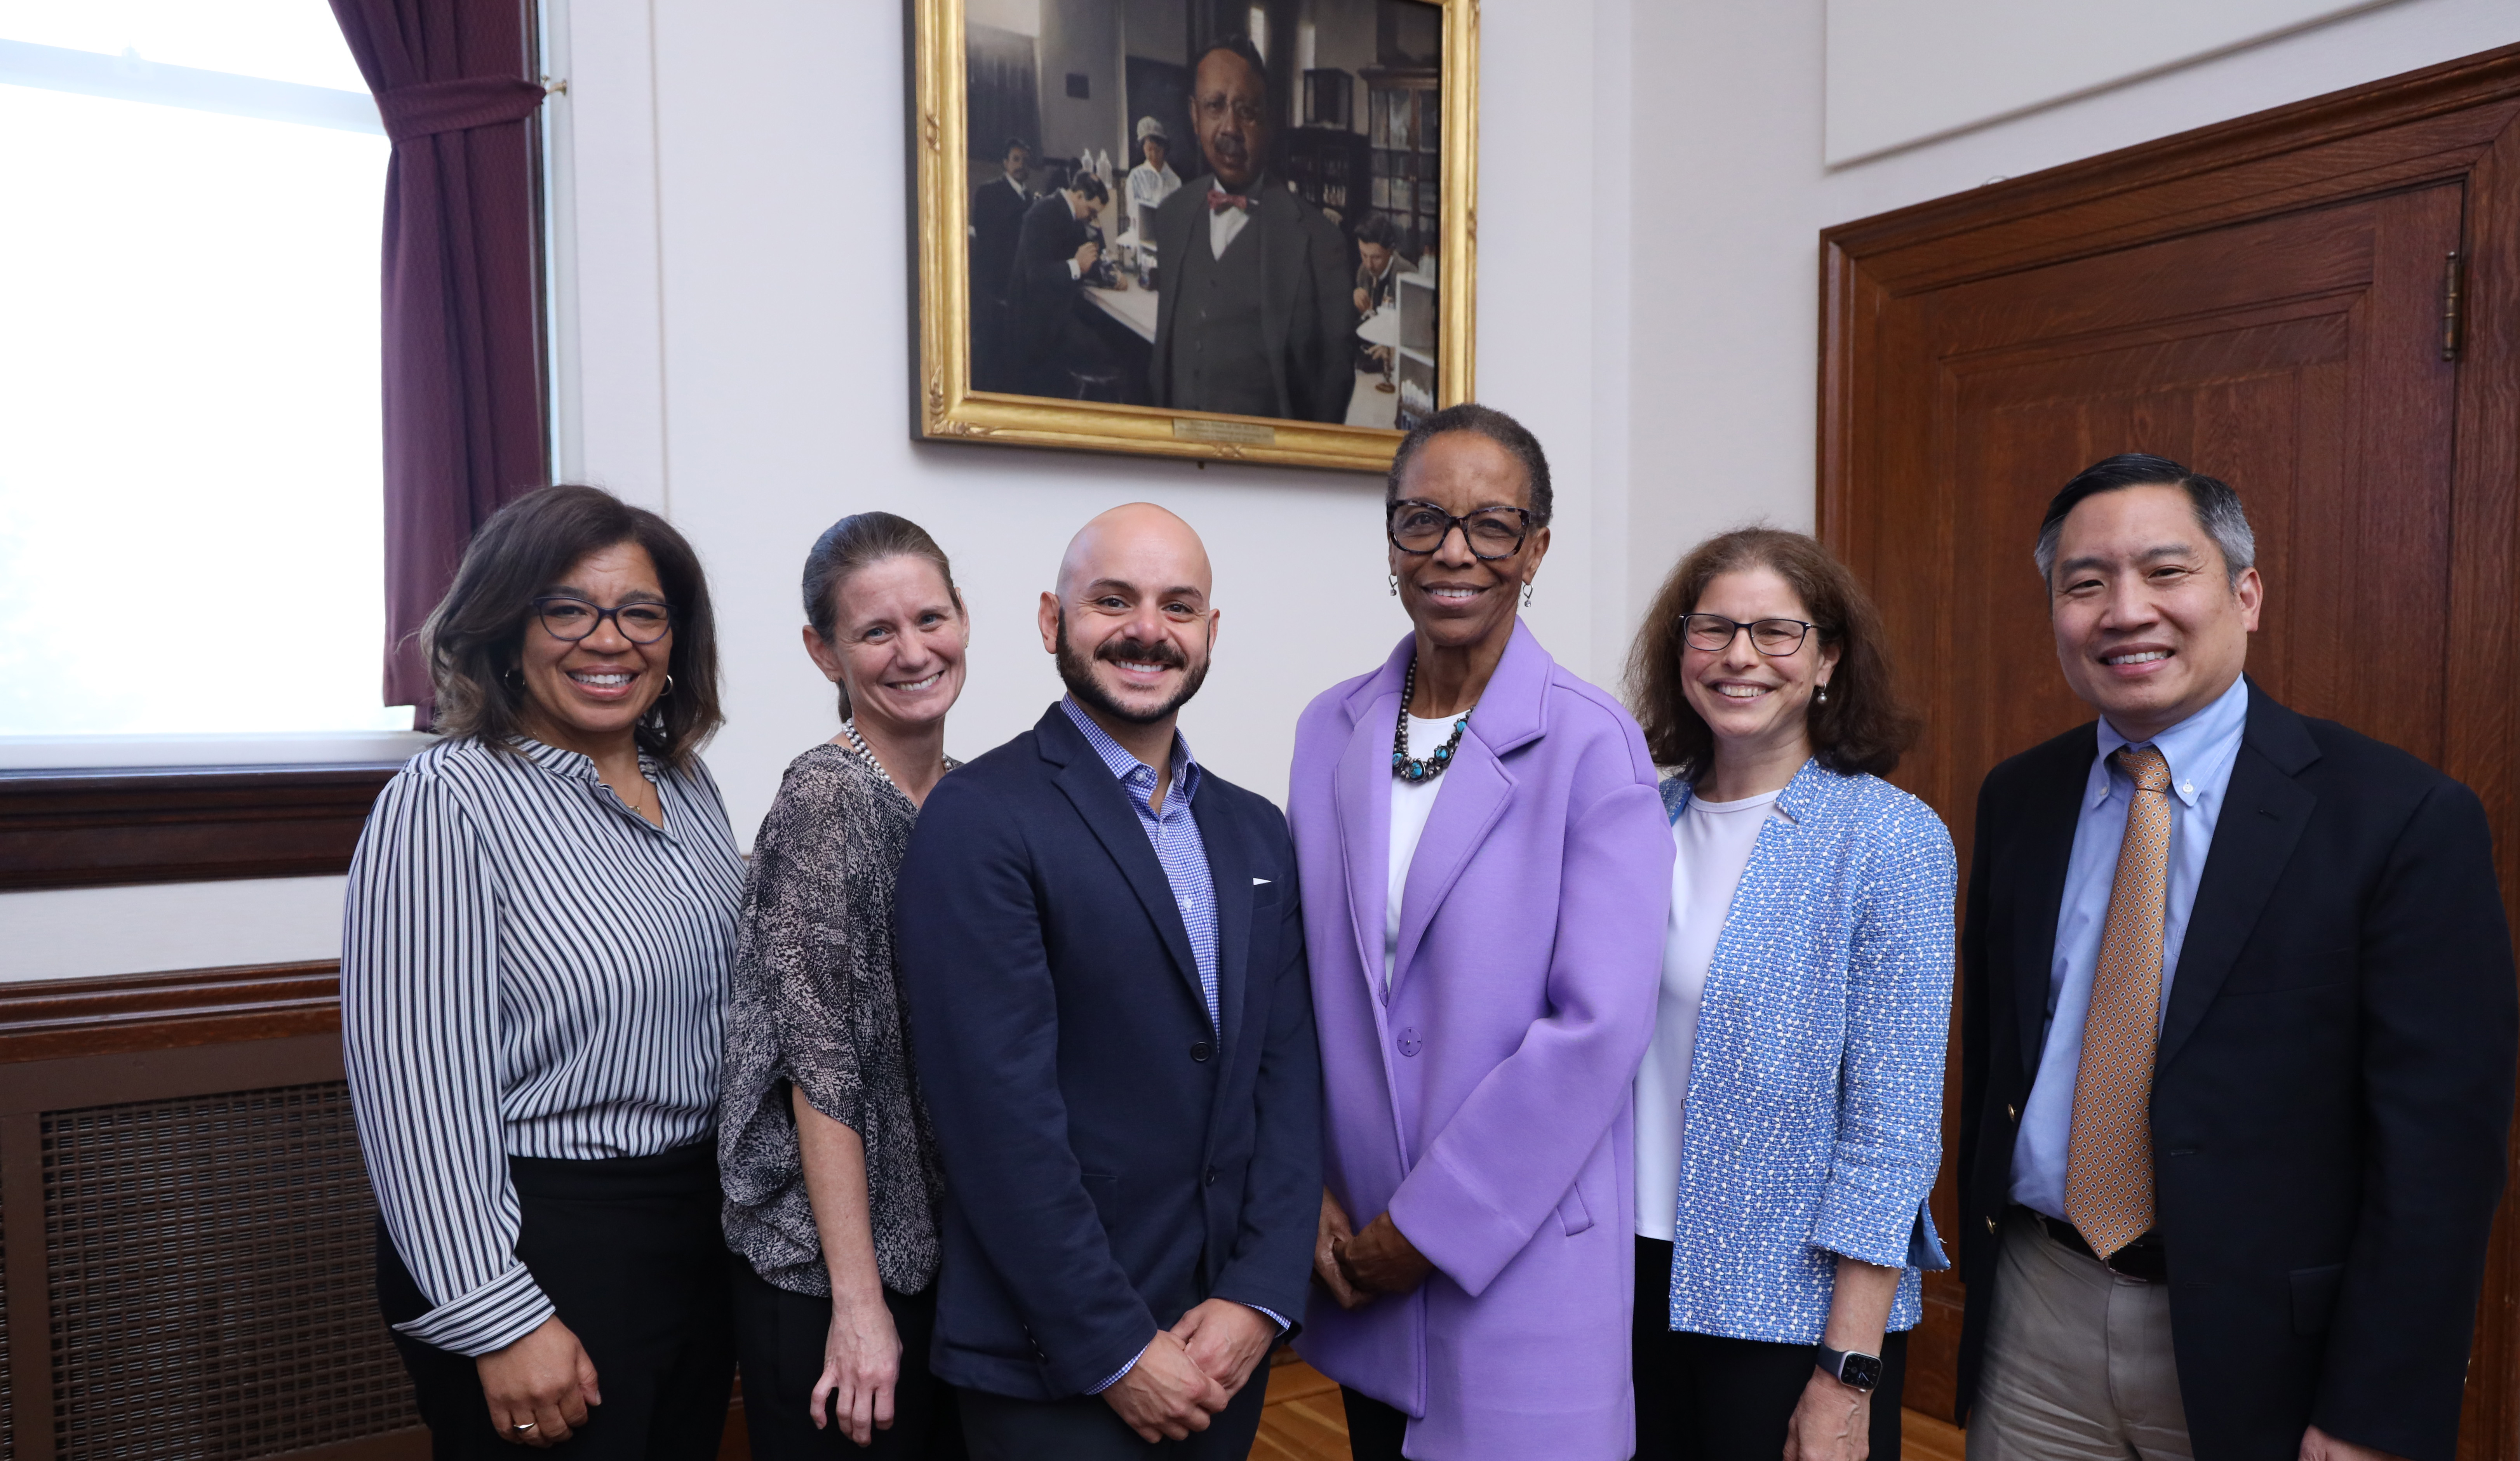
910, 0, 1478, 471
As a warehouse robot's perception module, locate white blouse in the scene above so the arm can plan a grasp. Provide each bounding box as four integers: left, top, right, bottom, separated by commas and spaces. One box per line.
1385, 711, 1464, 992
1633, 787, 1786, 1240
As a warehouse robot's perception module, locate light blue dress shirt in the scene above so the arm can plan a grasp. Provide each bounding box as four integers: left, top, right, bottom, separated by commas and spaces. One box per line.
1059, 697, 1219, 1029
2008, 675, 2250, 1221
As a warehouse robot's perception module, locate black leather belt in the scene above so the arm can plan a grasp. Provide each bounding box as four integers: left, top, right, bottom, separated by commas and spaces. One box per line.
2019, 1206, 2168, 1282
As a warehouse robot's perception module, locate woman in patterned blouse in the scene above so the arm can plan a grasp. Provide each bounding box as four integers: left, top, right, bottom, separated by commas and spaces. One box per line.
718, 513, 971, 1459
1624, 529, 1956, 1461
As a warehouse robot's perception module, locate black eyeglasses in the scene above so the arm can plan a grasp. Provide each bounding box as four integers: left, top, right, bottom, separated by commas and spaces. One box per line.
1680, 613, 1821, 657
533, 597, 675, 644
1388, 501, 1535, 560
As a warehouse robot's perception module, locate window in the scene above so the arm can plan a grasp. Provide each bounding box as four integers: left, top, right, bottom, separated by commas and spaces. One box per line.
0, 0, 406, 751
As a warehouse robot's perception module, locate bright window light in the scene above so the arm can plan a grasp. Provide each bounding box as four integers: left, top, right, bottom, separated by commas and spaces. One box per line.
0, 0, 407, 736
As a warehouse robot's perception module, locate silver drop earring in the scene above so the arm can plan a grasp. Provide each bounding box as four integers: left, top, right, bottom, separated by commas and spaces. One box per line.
1389, 574, 1400, 597
1521, 581, 1535, 608
1815, 683, 1830, 704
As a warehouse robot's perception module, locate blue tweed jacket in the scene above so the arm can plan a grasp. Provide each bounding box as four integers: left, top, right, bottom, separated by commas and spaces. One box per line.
1657, 758, 1956, 1343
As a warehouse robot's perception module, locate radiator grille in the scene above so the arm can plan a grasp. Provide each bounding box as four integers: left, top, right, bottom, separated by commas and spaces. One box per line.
42, 1082, 418, 1461
2, 1211, 14, 1461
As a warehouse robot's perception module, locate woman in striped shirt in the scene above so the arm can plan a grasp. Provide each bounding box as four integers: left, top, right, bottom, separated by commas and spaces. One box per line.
344, 485, 747, 1459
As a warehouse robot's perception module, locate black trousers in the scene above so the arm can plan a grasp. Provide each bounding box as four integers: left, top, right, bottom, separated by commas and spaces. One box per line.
729, 1260, 965, 1460
1631, 1237, 1907, 1461
376, 1143, 738, 1461
958, 1367, 1267, 1461
1338, 1388, 1411, 1461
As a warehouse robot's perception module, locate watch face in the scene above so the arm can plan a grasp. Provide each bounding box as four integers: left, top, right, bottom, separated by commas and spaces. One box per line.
1840, 1353, 1884, 1392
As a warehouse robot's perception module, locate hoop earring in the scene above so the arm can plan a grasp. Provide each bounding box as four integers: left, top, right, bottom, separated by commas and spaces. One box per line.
1521, 581, 1535, 609
1388, 574, 1399, 597
504, 666, 524, 691
661, 674, 676, 697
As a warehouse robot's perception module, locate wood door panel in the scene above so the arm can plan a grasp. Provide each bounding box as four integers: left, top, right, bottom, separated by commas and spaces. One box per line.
1923, 200, 2380, 356
1819, 59, 2513, 1431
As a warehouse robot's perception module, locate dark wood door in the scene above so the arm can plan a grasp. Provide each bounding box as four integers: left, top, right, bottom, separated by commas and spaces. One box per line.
1820, 45, 2520, 1454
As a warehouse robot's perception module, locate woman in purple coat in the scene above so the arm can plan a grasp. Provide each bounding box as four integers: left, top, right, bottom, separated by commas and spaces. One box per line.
1287, 404, 1674, 1461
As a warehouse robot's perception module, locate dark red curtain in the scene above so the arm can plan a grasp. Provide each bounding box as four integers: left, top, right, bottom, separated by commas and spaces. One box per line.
330, 0, 548, 724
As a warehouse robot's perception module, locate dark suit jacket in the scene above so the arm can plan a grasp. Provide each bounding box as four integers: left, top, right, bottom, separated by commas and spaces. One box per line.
969, 174, 1030, 304
1007, 194, 1090, 364
1956, 681, 2516, 1461
1147, 173, 1355, 423
896, 705, 1323, 1402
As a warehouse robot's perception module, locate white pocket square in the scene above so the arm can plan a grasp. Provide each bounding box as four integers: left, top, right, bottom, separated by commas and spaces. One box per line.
1252, 877, 1271, 885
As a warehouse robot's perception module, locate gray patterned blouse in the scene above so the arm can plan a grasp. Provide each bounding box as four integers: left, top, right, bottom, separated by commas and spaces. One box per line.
719, 741, 950, 1297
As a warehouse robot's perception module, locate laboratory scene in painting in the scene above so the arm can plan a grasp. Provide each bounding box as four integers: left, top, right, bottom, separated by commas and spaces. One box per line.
964, 0, 1444, 428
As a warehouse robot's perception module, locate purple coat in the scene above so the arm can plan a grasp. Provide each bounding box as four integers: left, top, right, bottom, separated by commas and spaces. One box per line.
1287, 624, 1673, 1460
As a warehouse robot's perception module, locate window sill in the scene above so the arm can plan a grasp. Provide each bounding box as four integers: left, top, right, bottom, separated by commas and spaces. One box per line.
0, 763, 405, 891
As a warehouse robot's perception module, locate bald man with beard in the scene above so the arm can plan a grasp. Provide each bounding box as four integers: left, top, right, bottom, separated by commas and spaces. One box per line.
896, 506, 1323, 1459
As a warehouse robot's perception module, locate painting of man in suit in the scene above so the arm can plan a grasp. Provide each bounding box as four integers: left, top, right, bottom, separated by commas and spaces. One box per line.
942, 0, 1451, 444
968, 137, 1034, 391
1007, 171, 1118, 398
1145, 38, 1356, 424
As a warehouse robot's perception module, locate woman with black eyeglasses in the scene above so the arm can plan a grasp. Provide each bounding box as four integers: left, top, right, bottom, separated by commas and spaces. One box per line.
1622, 529, 1954, 1461
1285, 404, 1674, 1461
344, 485, 746, 1461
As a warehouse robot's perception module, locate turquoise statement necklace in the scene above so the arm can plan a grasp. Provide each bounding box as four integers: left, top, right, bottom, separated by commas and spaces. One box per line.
1393, 659, 1471, 783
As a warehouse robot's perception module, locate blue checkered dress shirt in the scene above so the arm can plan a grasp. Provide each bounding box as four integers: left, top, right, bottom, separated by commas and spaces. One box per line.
1060, 697, 1218, 1030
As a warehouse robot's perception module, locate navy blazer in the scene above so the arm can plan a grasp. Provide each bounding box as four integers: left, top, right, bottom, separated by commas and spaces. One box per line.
896, 704, 1322, 1402
1956, 682, 2516, 1461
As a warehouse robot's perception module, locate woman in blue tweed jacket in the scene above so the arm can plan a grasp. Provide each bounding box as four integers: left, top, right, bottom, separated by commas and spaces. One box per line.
1624, 529, 1954, 1461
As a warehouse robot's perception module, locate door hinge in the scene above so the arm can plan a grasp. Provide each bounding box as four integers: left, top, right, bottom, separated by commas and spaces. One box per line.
2442, 250, 2464, 362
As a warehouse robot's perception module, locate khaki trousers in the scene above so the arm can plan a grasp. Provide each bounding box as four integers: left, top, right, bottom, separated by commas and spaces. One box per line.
1967, 1210, 2192, 1461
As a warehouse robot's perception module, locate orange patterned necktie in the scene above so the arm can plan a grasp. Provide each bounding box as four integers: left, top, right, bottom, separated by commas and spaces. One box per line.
2065, 745, 2174, 1260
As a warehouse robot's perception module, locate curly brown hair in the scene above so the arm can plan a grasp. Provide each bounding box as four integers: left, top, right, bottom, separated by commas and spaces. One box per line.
1626, 528, 1916, 781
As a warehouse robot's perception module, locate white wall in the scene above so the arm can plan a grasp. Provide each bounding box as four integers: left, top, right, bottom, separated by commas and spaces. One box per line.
1824, 0, 2401, 164
5, 0, 2511, 983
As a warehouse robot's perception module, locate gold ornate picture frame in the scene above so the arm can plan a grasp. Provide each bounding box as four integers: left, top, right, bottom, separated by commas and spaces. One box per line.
910, 0, 1478, 472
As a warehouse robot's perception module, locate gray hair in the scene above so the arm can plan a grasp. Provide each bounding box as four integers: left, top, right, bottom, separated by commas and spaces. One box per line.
2031, 453, 2255, 587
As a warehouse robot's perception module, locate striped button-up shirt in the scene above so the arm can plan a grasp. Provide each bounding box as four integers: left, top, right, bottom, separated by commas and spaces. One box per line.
1060, 697, 1218, 1029
341, 736, 745, 1356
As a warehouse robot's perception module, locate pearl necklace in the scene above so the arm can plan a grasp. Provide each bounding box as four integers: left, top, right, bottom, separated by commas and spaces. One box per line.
842, 718, 944, 799
1392, 661, 1471, 784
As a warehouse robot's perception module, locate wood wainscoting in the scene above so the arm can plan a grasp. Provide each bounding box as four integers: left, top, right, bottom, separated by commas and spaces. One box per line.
0, 962, 774, 1461
1818, 40, 2520, 1456
0, 964, 423, 1461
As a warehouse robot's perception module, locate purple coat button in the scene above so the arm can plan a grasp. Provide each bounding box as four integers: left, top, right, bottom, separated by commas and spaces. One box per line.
1397, 1028, 1422, 1057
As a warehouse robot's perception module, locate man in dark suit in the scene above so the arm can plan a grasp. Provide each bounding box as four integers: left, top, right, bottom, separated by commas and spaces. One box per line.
897, 503, 1321, 1459
1956, 454, 2517, 1461
968, 137, 1034, 391
1006, 171, 1114, 398
1145, 38, 1354, 423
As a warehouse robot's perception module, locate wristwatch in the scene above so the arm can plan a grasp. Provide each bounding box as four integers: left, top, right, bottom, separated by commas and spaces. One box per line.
1815, 1343, 1883, 1394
